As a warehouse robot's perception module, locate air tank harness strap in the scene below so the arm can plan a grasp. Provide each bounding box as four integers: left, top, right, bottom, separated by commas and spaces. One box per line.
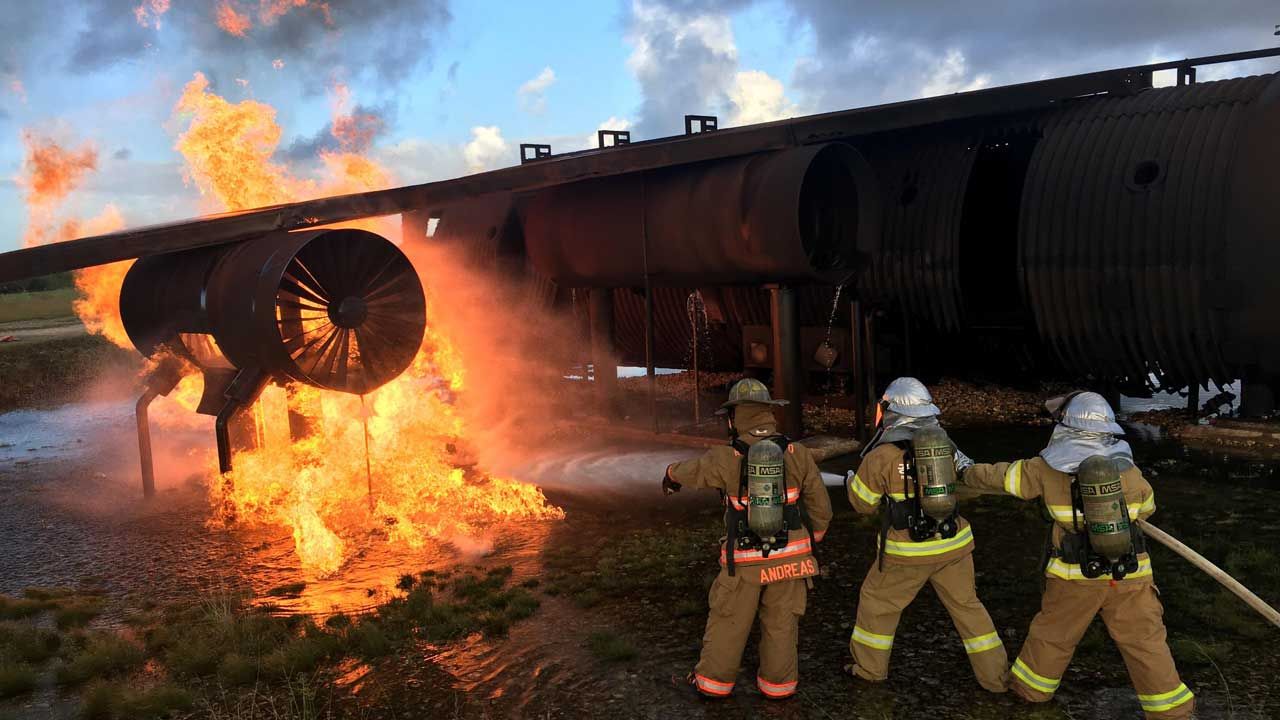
877, 443, 915, 571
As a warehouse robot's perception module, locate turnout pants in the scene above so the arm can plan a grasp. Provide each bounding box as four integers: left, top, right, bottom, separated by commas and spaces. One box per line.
693, 569, 807, 699
1011, 578, 1194, 719
849, 554, 1009, 692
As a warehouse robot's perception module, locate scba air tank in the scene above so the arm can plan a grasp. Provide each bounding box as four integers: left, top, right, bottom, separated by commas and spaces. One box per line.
747, 440, 786, 541
911, 426, 958, 522
1077, 455, 1131, 562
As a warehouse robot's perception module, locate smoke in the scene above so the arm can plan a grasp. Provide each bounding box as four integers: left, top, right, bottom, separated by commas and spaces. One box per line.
44, 0, 454, 97
401, 242, 590, 479
782, 0, 1280, 112
623, 0, 1280, 137
624, 0, 796, 137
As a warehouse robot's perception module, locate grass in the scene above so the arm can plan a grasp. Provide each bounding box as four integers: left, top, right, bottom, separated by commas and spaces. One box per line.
56, 633, 146, 686
0, 595, 46, 620
54, 596, 104, 629
0, 333, 139, 412
0, 662, 38, 699
585, 631, 637, 663
0, 621, 62, 663
0, 287, 77, 323
82, 681, 194, 720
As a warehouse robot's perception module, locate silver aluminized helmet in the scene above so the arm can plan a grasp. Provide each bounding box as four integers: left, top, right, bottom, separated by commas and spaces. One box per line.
1052, 391, 1124, 435
882, 377, 941, 418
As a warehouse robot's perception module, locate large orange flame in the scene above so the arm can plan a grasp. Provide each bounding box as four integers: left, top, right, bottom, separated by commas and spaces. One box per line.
170, 75, 563, 575
16, 132, 133, 349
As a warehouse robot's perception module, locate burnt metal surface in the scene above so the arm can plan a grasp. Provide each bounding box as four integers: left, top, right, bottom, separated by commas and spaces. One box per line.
1020, 73, 1280, 391
18, 48, 1280, 282
522, 143, 876, 287
122, 228, 425, 397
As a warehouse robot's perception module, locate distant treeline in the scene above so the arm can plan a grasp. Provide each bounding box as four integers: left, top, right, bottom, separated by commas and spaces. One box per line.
0, 272, 76, 294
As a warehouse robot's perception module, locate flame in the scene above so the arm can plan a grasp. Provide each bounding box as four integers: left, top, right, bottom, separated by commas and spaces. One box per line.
217, 0, 333, 36
17, 132, 98, 248
169, 75, 562, 574
15, 132, 135, 349
216, 2, 252, 37
134, 0, 170, 29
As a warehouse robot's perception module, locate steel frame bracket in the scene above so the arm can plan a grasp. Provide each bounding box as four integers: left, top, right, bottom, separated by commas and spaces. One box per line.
520, 143, 552, 163
684, 115, 718, 135
597, 130, 631, 148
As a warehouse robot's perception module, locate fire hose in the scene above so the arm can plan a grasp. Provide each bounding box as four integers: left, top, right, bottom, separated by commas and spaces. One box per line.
1141, 522, 1280, 630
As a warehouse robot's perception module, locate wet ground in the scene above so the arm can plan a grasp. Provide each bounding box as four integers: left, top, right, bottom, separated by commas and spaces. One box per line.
1, 399, 1278, 719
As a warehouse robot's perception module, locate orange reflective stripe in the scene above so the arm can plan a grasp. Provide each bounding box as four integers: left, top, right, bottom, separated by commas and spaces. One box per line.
757, 676, 797, 698
726, 487, 801, 510
695, 674, 734, 696
720, 538, 813, 564
813, 529, 826, 542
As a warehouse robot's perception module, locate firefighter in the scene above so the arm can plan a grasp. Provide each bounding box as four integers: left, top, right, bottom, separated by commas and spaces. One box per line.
844, 377, 1009, 692
960, 391, 1195, 719
662, 378, 833, 700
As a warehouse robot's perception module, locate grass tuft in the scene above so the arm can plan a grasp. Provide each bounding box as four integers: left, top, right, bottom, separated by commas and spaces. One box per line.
0, 662, 37, 699
0, 621, 62, 663
586, 631, 637, 663
57, 634, 145, 686
82, 681, 194, 720
54, 597, 104, 630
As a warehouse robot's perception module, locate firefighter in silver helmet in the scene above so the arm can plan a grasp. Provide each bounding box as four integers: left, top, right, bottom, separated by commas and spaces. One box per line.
960, 391, 1194, 719
662, 378, 833, 700
844, 377, 1009, 692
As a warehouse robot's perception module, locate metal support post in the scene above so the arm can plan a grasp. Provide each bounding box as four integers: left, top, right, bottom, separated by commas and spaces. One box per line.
588, 288, 618, 418
769, 285, 803, 438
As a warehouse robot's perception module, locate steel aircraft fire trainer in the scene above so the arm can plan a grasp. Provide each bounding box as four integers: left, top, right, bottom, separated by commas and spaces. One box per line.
3, 48, 1280, 491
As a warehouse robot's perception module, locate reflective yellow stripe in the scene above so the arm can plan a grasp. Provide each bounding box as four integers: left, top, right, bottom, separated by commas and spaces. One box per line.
883, 526, 974, 557
851, 626, 894, 650
1139, 492, 1155, 515
1138, 683, 1194, 712
1011, 658, 1060, 693
1004, 460, 1024, 498
849, 474, 881, 505
962, 631, 1003, 655
1045, 556, 1153, 581
1046, 504, 1147, 522
887, 492, 908, 502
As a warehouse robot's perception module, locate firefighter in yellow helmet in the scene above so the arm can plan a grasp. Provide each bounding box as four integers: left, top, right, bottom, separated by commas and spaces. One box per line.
960, 391, 1194, 719
662, 378, 833, 700
844, 377, 1009, 692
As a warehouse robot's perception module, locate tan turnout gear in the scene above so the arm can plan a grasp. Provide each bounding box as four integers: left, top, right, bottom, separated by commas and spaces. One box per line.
847, 443, 1008, 691
963, 456, 1195, 718
665, 400, 833, 699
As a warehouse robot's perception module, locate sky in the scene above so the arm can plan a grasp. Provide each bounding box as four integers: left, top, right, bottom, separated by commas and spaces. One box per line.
1, 0, 1278, 252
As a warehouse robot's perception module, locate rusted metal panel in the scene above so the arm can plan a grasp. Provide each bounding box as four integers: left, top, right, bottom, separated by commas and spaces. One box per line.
522, 144, 874, 287
1018, 74, 1276, 390
17, 48, 1280, 283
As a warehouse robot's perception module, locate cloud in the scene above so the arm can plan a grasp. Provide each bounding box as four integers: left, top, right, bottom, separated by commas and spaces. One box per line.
584, 116, 633, 149
112, 147, 131, 161
56, 0, 452, 97
781, 0, 1280, 113
517, 66, 556, 115
727, 69, 797, 125
463, 126, 509, 173
625, 0, 746, 138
